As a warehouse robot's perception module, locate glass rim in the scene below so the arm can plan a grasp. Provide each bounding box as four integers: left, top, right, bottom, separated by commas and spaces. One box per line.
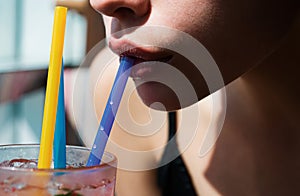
0, 144, 117, 172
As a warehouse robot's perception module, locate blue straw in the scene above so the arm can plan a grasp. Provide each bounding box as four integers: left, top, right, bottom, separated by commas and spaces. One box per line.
53, 59, 66, 169
86, 56, 134, 166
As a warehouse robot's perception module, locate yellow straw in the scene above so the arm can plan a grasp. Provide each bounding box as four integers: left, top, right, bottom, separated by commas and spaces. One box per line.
38, 6, 67, 169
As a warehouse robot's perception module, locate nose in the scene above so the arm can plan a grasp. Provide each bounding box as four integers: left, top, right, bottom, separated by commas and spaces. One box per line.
90, 0, 150, 19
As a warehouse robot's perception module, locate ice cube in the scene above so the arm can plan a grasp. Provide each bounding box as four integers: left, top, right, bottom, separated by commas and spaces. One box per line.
0, 159, 37, 169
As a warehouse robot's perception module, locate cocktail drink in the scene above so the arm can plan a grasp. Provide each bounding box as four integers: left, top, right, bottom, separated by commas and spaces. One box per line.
0, 144, 117, 196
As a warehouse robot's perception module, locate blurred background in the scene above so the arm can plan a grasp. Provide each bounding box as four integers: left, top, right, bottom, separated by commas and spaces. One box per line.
0, 0, 103, 144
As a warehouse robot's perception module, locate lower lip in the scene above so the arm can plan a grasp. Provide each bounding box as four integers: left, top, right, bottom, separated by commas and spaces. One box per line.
130, 61, 153, 80
130, 56, 173, 79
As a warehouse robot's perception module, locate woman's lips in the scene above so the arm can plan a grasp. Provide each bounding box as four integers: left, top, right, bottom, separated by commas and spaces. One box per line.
130, 55, 173, 79
109, 38, 173, 79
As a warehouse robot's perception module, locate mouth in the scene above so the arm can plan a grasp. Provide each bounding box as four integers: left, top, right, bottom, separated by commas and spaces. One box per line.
129, 55, 173, 79
109, 39, 174, 79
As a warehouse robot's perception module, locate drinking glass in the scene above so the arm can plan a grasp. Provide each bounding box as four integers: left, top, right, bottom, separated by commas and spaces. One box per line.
0, 144, 117, 196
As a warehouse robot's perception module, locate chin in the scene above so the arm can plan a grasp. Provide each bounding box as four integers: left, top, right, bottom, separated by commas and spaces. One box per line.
134, 81, 199, 111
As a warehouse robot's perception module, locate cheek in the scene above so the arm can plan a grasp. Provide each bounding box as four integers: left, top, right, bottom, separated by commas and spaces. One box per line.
148, 0, 295, 85
150, 0, 215, 31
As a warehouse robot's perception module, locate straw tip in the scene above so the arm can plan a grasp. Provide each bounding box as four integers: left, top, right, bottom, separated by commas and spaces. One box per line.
120, 56, 135, 66
55, 6, 68, 12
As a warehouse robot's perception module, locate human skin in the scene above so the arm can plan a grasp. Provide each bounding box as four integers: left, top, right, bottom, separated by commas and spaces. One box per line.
90, 0, 299, 111
87, 0, 300, 195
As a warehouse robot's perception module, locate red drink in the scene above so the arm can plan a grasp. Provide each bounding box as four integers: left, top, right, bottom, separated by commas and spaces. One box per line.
0, 145, 117, 196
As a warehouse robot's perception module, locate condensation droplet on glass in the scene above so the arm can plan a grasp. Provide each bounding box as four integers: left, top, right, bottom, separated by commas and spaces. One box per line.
3, 176, 14, 184
12, 182, 26, 190
47, 181, 63, 195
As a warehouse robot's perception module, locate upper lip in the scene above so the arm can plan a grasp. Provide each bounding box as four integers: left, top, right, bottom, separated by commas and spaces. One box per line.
108, 37, 173, 62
